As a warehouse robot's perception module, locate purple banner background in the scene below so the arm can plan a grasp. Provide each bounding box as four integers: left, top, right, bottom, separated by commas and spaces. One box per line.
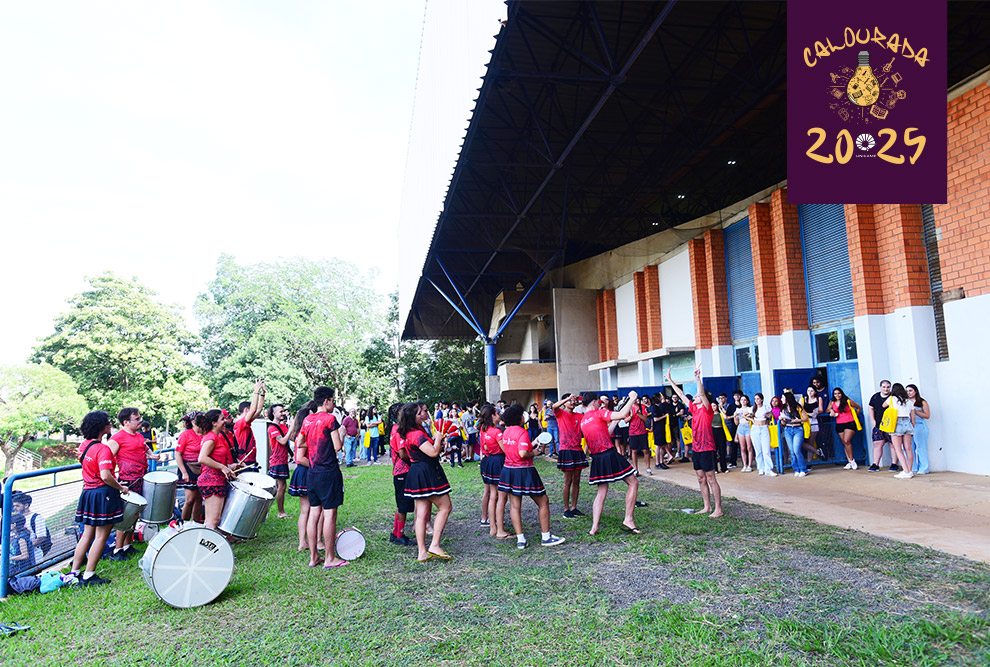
787, 1, 947, 204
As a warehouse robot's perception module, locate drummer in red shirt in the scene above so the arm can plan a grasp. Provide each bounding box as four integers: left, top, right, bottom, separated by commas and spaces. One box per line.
578, 391, 642, 536
175, 412, 204, 522
666, 366, 722, 518
302, 386, 348, 569
107, 406, 154, 560
197, 409, 239, 532
69, 411, 130, 586
266, 404, 291, 519
233, 379, 266, 470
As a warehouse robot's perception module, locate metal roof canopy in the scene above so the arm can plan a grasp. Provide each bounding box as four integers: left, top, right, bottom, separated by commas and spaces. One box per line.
403, 0, 990, 341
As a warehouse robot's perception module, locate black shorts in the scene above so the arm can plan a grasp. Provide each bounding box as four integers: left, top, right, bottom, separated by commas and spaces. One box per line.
308, 468, 344, 509
393, 474, 415, 514
692, 450, 716, 472
629, 433, 649, 451
836, 422, 857, 433
871, 426, 891, 442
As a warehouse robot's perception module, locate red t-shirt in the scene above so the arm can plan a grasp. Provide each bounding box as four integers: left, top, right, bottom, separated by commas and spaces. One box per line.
201, 433, 234, 466
79, 440, 116, 490
502, 425, 533, 468
689, 403, 715, 453
111, 430, 148, 481
233, 417, 256, 464
403, 428, 435, 464
390, 425, 410, 476
295, 414, 318, 466
628, 405, 648, 436
176, 429, 202, 462
554, 409, 581, 451
302, 411, 340, 471
268, 424, 289, 466
579, 409, 615, 455
480, 426, 503, 457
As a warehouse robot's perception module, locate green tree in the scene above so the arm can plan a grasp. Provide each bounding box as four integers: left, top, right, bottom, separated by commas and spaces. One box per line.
196, 256, 386, 410
400, 338, 484, 406
32, 273, 209, 426
0, 364, 88, 463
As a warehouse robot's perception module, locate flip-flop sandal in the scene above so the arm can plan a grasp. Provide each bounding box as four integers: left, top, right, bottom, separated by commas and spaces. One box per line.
620, 525, 643, 535
323, 561, 350, 569
427, 551, 453, 560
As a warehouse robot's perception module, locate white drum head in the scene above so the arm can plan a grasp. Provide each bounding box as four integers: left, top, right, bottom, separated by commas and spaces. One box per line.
124, 492, 148, 508
230, 480, 274, 501
144, 470, 179, 484
535, 432, 553, 445
237, 472, 277, 492
335, 528, 366, 560
145, 526, 234, 608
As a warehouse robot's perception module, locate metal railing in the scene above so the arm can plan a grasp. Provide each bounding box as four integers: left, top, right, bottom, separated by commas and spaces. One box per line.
1, 464, 82, 599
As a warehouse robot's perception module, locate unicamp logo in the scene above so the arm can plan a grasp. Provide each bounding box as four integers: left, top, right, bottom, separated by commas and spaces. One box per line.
855, 133, 876, 153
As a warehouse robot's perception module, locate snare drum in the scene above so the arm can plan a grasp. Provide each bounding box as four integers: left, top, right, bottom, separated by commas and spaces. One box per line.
114, 492, 148, 532
235, 471, 277, 524
335, 527, 366, 560
140, 524, 234, 608
217, 481, 274, 539
141, 471, 179, 524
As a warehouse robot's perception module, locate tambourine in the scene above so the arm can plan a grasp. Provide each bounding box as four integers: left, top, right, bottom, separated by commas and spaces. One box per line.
534, 431, 553, 454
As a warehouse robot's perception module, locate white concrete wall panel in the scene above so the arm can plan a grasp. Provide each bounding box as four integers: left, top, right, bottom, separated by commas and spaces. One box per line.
617, 363, 639, 387
659, 249, 695, 348
780, 330, 813, 368
552, 288, 600, 393
615, 280, 637, 359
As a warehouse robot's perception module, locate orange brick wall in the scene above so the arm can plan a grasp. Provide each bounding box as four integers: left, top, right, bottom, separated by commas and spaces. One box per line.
749, 202, 781, 335
705, 229, 732, 346
689, 238, 712, 349
936, 82, 990, 297
634, 271, 648, 353
596, 289, 618, 362
643, 264, 663, 349
769, 188, 809, 332
873, 205, 931, 311
845, 204, 884, 316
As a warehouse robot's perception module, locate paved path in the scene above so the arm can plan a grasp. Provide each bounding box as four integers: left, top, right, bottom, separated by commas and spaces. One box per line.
641, 462, 990, 564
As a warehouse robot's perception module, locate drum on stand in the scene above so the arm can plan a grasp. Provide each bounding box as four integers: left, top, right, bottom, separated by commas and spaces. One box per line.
217, 481, 274, 539
141, 471, 179, 524
140, 524, 234, 608
335, 527, 366, 560
113, 492, 148, 532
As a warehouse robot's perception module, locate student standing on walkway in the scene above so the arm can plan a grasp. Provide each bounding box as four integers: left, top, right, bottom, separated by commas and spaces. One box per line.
828, 388, 861, 470
666, 366, 722, 517
884, 384, 916, 479
868, 380, 896, 472
750, 393, 777, 476
906, 384, 931, 475
780, 391, 810, 477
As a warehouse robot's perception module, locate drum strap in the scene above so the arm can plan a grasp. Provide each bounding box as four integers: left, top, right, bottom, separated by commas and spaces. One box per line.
79, 440, 99, 464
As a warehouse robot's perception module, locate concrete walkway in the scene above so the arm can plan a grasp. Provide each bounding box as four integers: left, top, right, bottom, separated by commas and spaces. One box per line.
642, 461, 990, 564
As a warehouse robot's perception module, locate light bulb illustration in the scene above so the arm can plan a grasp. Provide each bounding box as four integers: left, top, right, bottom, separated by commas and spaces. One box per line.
846, 50, 880, 107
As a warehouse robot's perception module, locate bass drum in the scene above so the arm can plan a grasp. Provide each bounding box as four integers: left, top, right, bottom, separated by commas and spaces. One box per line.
335, 527, 366, 560
139, 525, 234, 608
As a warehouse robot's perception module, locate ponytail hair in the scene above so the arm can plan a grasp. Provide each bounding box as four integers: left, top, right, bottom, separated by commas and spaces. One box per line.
289, 401, 316, 440
397, 403, 421, 438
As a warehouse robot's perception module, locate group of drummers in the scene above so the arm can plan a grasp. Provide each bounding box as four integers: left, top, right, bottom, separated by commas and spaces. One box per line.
71, 377, 691, 584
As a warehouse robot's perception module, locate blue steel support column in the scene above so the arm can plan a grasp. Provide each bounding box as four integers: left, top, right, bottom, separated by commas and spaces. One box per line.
425, 278, 487, 339
485, 343, 498, 376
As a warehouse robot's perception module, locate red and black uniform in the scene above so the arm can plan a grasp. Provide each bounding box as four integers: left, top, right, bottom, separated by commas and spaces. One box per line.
580, 409, 634, 485
554, 409, 587, 471
688, 402, 717, 473
302, 411, 344, 509
390, 425, 414, 514
267, 423, 290, 480
497, 425, 546, 497
198, 433, 233, 498
175, 429, 202, 489
233, 417, 257, 467
112, 430, 148, 495
288, 413, 317, 498
402, 428, 450, 498
479, 426, 504, 485
75, 440, 124, 525
628, 405, 649, 451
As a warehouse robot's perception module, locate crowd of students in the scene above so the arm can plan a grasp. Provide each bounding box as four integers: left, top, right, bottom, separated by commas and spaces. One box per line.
57, 369, 933, 584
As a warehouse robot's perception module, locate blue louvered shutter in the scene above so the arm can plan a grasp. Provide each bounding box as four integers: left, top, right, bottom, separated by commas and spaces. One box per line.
724, 217, 758, 341
799, 204, 853, 325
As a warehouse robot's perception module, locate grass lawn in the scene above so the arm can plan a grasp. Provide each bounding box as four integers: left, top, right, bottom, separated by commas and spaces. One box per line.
1, 458, 988, 666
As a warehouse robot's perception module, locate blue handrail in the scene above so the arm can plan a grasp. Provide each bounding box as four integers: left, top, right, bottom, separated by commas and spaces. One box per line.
1, 464, 81, 599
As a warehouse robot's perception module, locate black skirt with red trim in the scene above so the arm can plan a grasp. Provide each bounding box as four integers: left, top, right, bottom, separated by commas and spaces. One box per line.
556, 449, 589, 471
480, 453, 505, 484
497, 465, 547, 497
75, 486, 124, 526
588, 447, 635, 485
403, 459, 451, 498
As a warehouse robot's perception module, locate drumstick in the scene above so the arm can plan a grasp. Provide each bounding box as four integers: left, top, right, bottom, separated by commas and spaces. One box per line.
236, 447, 255, 466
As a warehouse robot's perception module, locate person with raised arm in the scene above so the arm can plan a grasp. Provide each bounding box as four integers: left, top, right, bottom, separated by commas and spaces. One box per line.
578, 390, 644, 536
233, 379, 266, 470
552, 393, 587, 519
666, 365, 723, 518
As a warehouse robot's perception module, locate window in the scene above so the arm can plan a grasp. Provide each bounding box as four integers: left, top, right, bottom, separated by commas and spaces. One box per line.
812, 325, 857, 365
734, 343, 760, 373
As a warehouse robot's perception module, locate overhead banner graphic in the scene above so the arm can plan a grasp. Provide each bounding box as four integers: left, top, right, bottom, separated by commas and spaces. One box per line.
787, 1, 947, 204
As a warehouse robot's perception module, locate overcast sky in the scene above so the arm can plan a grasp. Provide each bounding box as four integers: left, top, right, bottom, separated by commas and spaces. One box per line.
0, 1, 504, 365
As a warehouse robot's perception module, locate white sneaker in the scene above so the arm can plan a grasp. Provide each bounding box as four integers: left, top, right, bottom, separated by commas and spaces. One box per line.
796, 471, 807, 477
894, 471, 909, 479
742, 466, 752, 472
646, 468, 652, 475
766, 470, 777, 477
849, 461, 858, 470
843, 462, 853, 470
757, 470, 765, 476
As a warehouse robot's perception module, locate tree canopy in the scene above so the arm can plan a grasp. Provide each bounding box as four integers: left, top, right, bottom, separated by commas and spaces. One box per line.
0, 364, 88, 462
32, 272, 210, 426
